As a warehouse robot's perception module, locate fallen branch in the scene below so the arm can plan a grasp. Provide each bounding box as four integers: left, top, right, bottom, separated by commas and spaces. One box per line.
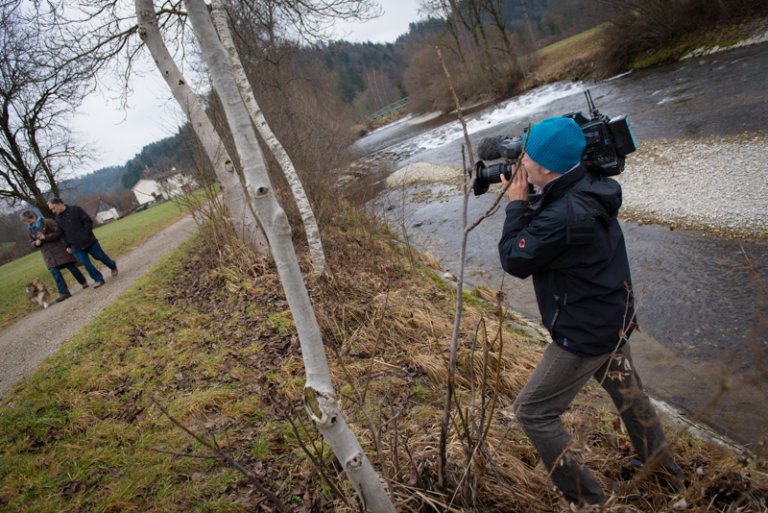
150, 395, 288, 513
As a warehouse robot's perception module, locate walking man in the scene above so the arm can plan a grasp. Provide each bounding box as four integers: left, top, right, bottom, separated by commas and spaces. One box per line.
498, 117, 682, 506
47, 198, 117, 288
21, 210, 89, 302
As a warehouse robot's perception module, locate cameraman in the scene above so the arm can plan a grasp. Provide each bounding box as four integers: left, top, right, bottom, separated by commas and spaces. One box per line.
498, 117, 682, 506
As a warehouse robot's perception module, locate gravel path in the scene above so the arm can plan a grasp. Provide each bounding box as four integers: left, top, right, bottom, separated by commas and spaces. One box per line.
0, 215, 198, 397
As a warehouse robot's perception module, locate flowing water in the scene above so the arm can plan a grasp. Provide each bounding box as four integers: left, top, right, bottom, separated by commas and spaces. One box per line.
358, 43, 768, 453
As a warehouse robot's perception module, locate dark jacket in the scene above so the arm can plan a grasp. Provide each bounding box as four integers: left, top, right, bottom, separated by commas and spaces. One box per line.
54, 204, 98, 250
498, 165, 635, 356
27, 218, 78, 269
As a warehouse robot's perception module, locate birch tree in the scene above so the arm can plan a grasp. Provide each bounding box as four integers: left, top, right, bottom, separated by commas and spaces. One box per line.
143, 0, 396, 510
209, 0, 326, 274
135, 0, 268, 253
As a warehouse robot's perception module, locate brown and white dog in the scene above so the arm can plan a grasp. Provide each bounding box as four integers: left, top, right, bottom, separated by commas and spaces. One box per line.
26, 278, 50, 309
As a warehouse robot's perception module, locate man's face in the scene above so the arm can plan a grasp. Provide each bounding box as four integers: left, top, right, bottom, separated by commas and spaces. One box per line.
48, 203, 63, 214
520, 154, 549, 189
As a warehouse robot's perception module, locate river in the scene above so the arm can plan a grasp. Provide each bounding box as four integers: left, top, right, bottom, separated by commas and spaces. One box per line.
356, 42, 768, 454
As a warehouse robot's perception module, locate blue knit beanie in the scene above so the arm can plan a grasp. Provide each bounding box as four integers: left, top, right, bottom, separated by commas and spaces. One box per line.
522, 117, 586, 174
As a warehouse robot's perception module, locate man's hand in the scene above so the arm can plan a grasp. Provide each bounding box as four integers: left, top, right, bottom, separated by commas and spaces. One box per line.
66, 248, 72, 254
34, 240, 42, 247
35, 232, 44, 240
500, 165, 529, 202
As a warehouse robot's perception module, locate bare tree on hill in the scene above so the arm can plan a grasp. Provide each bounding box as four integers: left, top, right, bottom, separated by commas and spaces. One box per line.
0, 3, 94, 215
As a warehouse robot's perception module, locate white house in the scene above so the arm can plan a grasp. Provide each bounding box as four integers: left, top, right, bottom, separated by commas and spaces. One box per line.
157, 170, 195, 198
96, 205, 120, 224
131, 169, 195, 206
131, 178, 163, 206
82, 199, 120, 224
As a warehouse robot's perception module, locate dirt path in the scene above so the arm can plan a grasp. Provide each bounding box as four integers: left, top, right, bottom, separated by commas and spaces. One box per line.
0, 214, 198, 397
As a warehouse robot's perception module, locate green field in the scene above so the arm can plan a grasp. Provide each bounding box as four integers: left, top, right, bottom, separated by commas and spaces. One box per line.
535, 24, 606, 57
0, 200, 188, 329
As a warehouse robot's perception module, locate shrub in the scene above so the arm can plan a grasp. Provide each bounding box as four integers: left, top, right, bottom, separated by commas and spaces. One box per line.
403, 32, 523, 114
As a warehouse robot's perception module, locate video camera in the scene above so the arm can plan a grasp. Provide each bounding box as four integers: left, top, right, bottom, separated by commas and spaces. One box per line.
471, 90, 637, 196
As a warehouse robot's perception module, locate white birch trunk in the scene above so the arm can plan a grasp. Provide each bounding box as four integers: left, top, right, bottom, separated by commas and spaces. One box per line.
134, 0, 268, 254
181, 1, 395, 511
210, 0, 327, 275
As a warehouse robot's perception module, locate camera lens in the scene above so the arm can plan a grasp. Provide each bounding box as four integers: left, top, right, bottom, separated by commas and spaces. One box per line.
473, 162, 511, 196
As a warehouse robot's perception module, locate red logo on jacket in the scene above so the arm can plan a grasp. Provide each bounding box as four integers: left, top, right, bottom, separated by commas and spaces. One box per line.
518, 238, 526, 249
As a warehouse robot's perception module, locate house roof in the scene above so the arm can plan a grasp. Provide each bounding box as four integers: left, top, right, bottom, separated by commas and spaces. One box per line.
132, 178, 158, 188
141, 166, 183, 181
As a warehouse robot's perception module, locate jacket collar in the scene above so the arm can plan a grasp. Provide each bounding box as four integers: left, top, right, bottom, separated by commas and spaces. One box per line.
529, 165, 586, 210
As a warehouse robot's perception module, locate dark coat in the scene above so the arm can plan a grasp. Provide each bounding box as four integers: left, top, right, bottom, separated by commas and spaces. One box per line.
28, 218, 78, 269
54, 204, 98, 250
498, 165, 635, 356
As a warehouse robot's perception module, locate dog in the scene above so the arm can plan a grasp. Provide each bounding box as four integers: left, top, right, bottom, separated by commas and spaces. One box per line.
26, 278, 50, 309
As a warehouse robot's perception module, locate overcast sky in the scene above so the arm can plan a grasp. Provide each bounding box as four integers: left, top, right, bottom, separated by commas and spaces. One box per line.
72, 1, 424, 175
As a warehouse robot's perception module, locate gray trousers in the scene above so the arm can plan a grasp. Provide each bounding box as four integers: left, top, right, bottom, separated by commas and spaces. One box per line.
512, 342, 677, 505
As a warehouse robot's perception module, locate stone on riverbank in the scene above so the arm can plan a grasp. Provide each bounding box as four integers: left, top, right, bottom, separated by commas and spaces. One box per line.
386, 162, 462, 188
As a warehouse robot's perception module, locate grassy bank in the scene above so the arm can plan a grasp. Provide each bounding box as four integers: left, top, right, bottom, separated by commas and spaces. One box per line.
1, 207, 766, 512
523, 25, 607, 86
528, 16, 768, 85
0, 200, 187, 330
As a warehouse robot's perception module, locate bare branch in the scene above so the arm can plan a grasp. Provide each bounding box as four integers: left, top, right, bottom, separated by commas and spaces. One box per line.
150, 395, 289, 513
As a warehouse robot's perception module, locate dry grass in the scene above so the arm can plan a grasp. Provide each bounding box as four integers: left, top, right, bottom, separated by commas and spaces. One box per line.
308, 208, 768, 512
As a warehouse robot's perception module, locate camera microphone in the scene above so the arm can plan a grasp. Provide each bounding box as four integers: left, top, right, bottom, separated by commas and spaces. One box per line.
477, 135, 523, 161
477, 136, 506, 161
